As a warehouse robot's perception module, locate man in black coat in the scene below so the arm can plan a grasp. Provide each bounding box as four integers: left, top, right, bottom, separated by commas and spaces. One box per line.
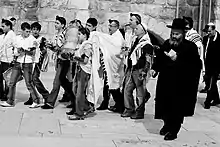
203, 23, 220, 109
151, 18, 202, 140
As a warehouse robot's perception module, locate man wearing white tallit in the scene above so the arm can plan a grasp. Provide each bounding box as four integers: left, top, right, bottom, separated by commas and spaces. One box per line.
96, 19, 125, 113
85, 23, 125, 112
121, 23, 153, 119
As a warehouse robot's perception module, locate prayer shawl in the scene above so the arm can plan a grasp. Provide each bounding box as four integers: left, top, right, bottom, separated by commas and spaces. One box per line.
127, 34, 152, 66
86, 31, 125, 105
185, 28, 204, 71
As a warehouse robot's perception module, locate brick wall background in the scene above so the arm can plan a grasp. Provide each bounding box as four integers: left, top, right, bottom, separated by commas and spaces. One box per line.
0, 0, 218, 39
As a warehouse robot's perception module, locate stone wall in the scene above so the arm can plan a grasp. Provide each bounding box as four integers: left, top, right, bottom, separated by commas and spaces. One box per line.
0, 0, 218, 39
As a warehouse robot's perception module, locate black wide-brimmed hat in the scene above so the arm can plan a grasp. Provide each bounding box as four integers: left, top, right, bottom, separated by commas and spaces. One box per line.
167, 18, 186, 30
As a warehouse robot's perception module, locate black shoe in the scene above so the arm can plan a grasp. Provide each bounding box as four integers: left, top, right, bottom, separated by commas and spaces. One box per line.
41, 103, 53, 109
159, 126, 169, 136
204, 103, 211, 109
164, 132, 177, 141
84, 106, 95, 116
68, 114, 85, 120
66, 103, 74, 108
200, 88, 208, 93
210, 101, 220, 106
108, 106, 123, 113
121, 110, 135, 117
96, 103, 108, 110
66, 110, 75, 115
24, 99, 33, 105
130, 112, 144, 119
59, 98, 70, 103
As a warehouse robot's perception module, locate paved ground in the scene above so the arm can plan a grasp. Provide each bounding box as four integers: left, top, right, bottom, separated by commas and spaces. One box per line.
0, 66, 220, 147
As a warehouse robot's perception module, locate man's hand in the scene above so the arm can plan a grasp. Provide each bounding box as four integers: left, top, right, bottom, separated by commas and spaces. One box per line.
151, 69, 158, 78
164, 50, 177, 61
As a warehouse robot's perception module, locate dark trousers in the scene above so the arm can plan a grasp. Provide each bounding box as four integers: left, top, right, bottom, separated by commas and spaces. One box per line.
7, 63, 39, 105
0, 62, 10, 100
101, 76, 124, 109
205, 73, 220, 105
123, 69, 150, 114
46, 59, 75, 107
73, 67, 90, 116
163, 116, 184, 135
29, 63, 49, 100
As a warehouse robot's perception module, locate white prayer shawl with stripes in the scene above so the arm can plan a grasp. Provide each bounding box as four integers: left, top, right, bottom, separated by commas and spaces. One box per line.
86, 31, 125, 105
128, 34, 152, 66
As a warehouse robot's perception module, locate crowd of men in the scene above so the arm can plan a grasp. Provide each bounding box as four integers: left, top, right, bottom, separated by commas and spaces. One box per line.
0, 13, 220, 141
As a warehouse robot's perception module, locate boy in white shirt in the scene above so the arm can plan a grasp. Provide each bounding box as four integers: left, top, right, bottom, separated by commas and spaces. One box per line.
23, 22, 49, 105
1, 22, 40, 108
0, 19, 17, 101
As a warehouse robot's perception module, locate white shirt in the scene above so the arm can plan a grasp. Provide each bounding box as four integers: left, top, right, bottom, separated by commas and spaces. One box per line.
33, 36, 43, 63
15, 35, 36, 63
0, 30, 17, 63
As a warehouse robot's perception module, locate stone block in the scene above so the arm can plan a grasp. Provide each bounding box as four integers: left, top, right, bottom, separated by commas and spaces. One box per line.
66, 0, 89, 10
0, 6, 14, 18
39, 21, 49, 34
186, 0, 200, 6
110, 2, 130, 12
167, 0, 177, 6
75, 10, 90, 24
25, 8, 38, 21
178, 6, 193, 18
23, 0, 38, 8
1, 0, 18, 6
48, 21, 56, 35
154, 0, 166, 5
159, 7, 176, 20
192, 6, 200, 21
144, 4, 163, 18
99, 1, 111, 11
133, 0, 154, 4
88, 0, 99, 10
37, 8, 64, 21
63, 9, 77, 23
90, 10, 107, 24
130, 4, 146, 13
40, 0, 68, 9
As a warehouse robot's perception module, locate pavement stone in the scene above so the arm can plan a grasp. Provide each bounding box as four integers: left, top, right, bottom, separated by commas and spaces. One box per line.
0, 66, 220, 147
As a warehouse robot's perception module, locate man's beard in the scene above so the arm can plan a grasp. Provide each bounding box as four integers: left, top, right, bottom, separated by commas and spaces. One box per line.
169, 38, 181, 48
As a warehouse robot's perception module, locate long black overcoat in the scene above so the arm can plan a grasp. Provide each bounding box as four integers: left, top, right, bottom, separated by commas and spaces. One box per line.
152, 39, 202, 120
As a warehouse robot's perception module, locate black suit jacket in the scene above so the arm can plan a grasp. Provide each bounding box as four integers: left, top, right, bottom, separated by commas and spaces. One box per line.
203, 31, 220, 74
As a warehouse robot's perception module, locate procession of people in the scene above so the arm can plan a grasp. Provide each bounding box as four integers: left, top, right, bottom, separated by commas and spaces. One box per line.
0, 13, 219, 141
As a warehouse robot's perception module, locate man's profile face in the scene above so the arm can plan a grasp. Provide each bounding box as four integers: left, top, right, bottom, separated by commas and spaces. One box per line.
207, 26, 215, 37
22, 28, 31, 38
86, 23, 96, 32
169, 29, 184, 47
129, 16, 138, 29
1, 23, 10, 33
55, 20, 63, 30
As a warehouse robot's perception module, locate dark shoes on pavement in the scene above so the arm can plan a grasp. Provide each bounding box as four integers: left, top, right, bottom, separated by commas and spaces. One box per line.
96, 103, 108, 110
108, 106, 124, 114
68, 114, 85, 120
59, 98, 70, 103
164, 132, 177, 141
24, 99, 33, 105
159, 126, 169, 136
41, 103, 53, 109
130, 113, 144, 119
121, 110, 135, 117
66, 109, 75, 115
